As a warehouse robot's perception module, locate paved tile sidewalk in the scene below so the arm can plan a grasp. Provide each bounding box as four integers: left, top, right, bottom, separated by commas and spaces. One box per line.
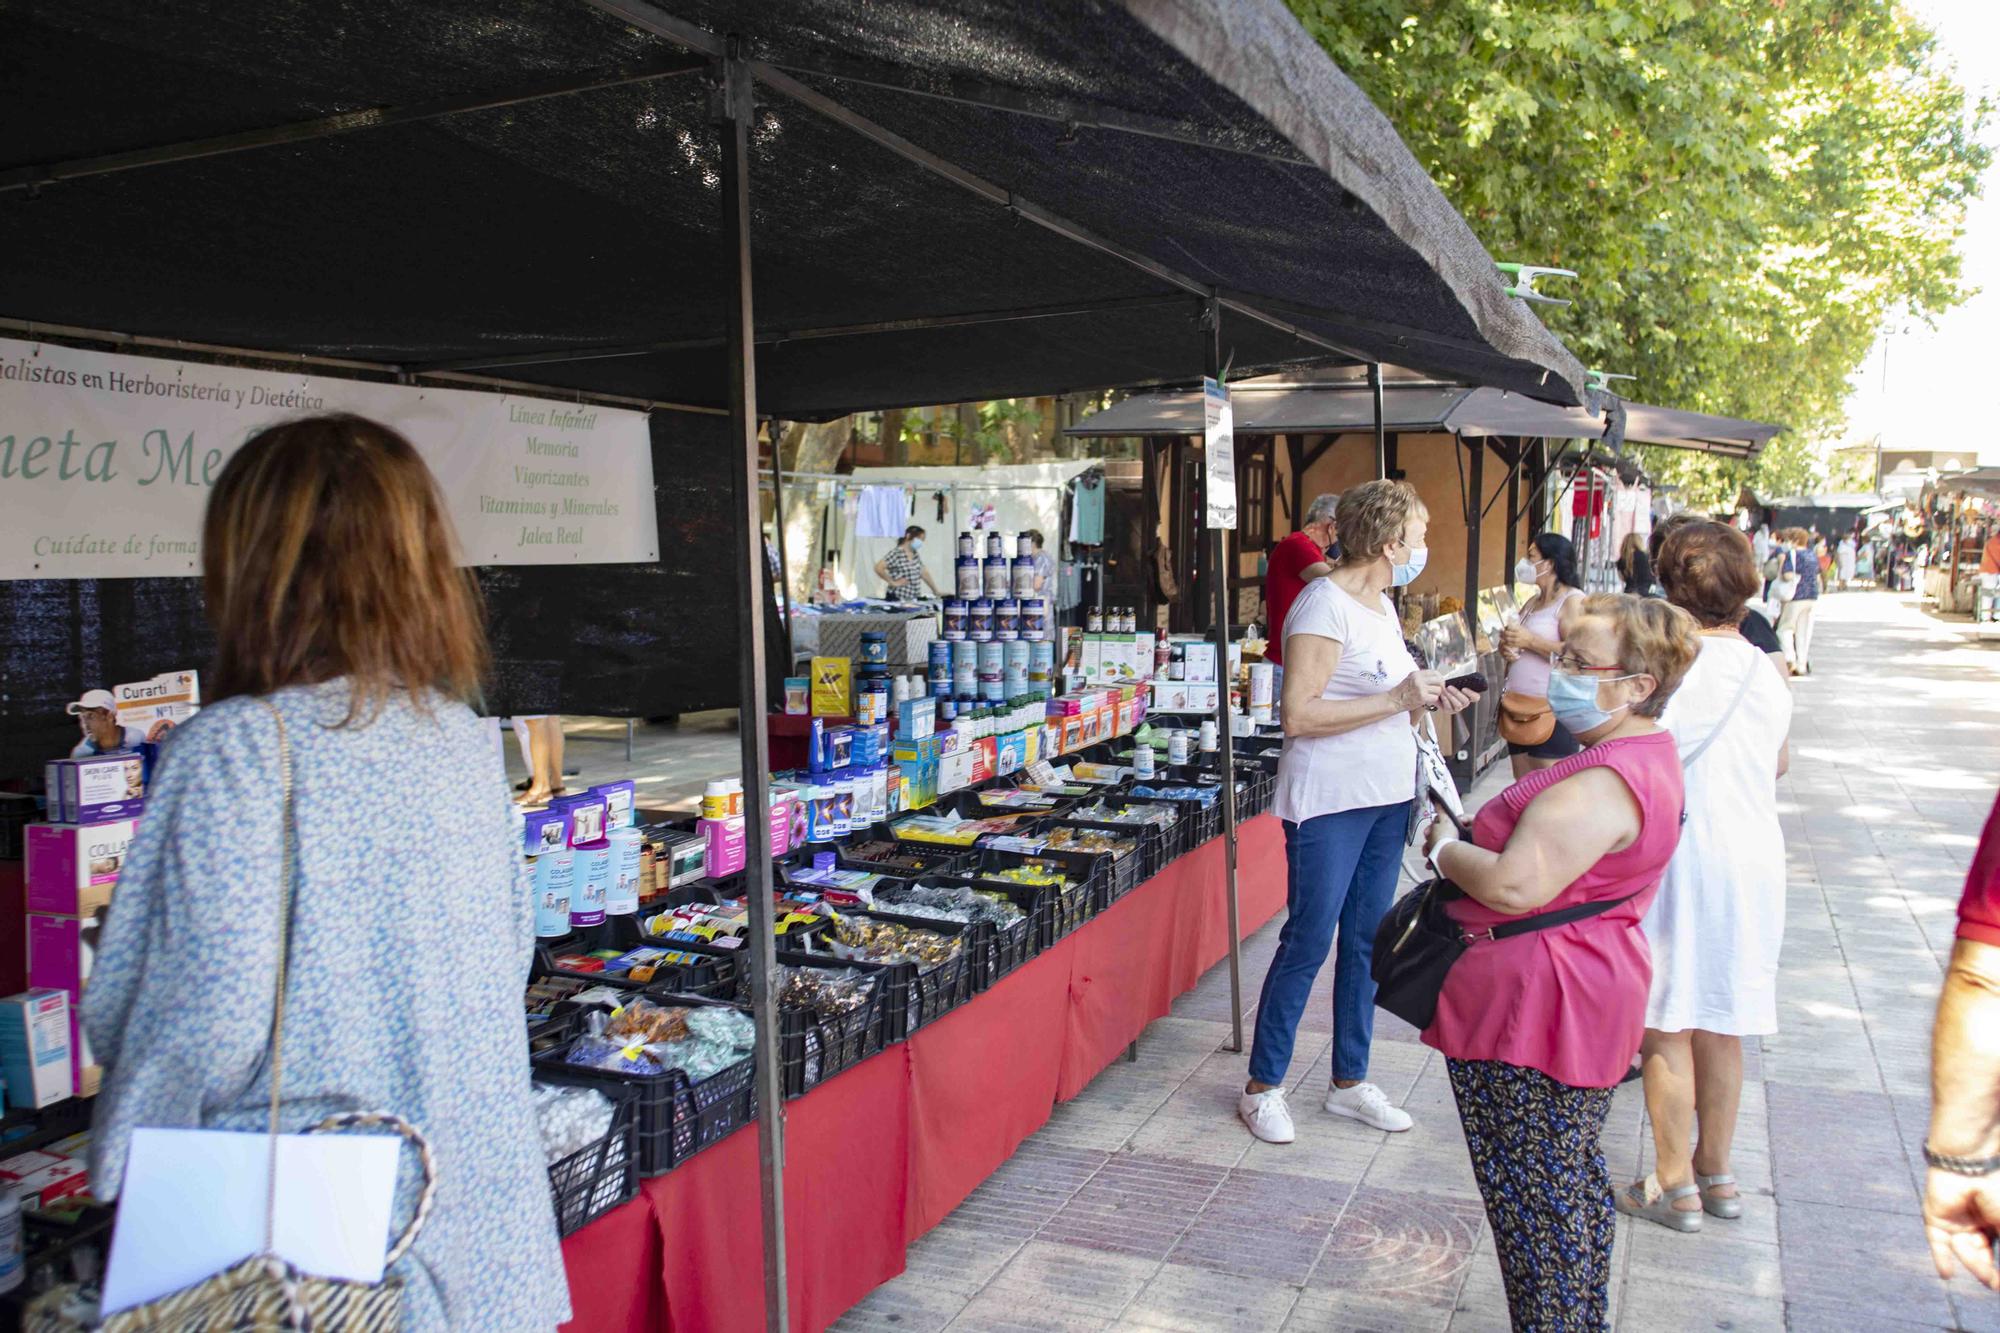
836, 593, 2000, 1331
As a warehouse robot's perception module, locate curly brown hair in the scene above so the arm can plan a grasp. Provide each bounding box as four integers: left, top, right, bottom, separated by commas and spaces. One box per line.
1657, 520, 1762, 628
1332, 479, 1427, 567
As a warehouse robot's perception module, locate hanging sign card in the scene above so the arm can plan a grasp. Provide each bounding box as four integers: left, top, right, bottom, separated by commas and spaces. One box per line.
0, 337, 660, 579
1202, 376, 1236, 530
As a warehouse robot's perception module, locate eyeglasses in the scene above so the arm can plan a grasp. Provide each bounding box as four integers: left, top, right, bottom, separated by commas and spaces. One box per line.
1553, 651, 1627, 674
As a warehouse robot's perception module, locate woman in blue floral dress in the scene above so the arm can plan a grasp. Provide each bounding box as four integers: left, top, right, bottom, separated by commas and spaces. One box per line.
84, 414, 570, 1331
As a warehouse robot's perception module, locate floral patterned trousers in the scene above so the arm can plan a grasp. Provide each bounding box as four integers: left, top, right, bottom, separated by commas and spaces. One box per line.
1447, 1058, 1615, 1331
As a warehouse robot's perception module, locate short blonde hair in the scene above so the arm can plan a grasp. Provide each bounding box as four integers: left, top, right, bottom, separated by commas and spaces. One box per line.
1333, 479, 1427, 567
1574, 593, 1699, 719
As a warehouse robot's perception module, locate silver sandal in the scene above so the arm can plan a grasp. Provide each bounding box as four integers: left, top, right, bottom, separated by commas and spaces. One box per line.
1616, 1175, 1704, 1233
1696, 1172, 1743, 1220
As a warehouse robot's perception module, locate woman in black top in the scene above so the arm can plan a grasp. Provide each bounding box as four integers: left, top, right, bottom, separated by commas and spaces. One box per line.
1619, 533, 1656, 596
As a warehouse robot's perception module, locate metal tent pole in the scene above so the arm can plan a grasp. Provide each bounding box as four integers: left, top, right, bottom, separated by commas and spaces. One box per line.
717, 49, 789, 1333
1201, 295, 1245, 1055
1370, 363, 1387, 479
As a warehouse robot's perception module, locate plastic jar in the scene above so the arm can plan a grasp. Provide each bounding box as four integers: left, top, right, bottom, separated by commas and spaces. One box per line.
606, 827, 642, 915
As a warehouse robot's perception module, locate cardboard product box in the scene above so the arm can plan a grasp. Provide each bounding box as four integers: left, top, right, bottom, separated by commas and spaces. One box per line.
0, 990, 73, 1110
1021, 725, 1041, 767
27, 912, 100, 998
811, 657, 853, 717
1150, 682, 1220, 714
1181, 641, 1219, 684
969, 737, 997, 786
937, 748, 975, 795
995, 731, 1028, 777
114, 670, 201, 744
25, 820, 134, 916
1060, 716, 1086, 754
44, 754, 146, 826
0, 1149, 90, 1211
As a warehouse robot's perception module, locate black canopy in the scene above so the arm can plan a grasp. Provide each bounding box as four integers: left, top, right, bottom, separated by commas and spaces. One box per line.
1067, 365, 1783, 458
1, 0, 1587, 416
1066, 364, 1605, 439
1619, 402, 1782, 460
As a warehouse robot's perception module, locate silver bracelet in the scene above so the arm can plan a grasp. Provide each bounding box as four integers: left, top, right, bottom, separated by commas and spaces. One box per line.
1923, 1143, 2000, 1176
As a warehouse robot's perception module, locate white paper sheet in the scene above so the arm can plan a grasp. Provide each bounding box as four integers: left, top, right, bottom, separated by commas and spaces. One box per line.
101, 1128, 401, 1315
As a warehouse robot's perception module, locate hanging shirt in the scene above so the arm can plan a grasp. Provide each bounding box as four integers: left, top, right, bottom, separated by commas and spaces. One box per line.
855, 486, 909, 539
1068, 474, 1106, 545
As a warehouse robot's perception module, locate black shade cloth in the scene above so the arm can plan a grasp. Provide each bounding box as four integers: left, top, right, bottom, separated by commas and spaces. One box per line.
0, 0, 1587, 413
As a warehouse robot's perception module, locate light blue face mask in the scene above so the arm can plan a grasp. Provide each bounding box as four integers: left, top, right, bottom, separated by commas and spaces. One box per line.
1546, 666, 1637, 734
1390, 544, 1428, 587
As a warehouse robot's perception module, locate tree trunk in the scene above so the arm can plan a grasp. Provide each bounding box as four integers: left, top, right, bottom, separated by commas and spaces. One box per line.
880, 408, 907, 466
777, 416, 854, 604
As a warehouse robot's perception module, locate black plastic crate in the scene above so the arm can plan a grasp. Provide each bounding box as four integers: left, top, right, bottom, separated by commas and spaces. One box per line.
963, 788, 1080, 820
536, 927, 739, 1000
840, 840, 976, 876
1052, 815, 1164, 886
757, 957, 891, 1098
1236, 768, 1276, 818
867, 890, 1039, 992
534, 996, 758, 1177
809, 914, 976, 1039
532, 1069, 640, 1237
1069, 795, 1193, 865
955, 849, 1103, 946
1122, 788, 1223, 847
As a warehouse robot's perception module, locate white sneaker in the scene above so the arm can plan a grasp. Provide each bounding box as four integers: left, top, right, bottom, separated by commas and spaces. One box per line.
1238, 1087, 1296, 1144
1325, 1081, 1413, 1133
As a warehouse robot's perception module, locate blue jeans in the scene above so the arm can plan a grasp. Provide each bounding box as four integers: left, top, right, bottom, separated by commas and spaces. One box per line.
1248, 801, 1411, 1086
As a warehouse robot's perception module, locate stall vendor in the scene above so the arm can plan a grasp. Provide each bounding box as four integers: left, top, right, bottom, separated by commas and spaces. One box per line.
67, 689, 144, 757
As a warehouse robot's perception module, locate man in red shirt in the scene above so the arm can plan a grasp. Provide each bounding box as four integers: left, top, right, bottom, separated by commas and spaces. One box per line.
1264, 492, 1340, 666
1925, 791, 2000, 1290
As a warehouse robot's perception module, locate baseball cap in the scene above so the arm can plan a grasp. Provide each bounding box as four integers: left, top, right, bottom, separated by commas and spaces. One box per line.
66, 689, 116, 716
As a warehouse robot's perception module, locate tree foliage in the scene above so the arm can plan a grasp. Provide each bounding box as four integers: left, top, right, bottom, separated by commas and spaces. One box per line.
1287, 0, 1990, 508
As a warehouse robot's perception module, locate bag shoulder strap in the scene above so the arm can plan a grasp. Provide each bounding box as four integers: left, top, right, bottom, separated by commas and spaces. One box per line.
253, 697, 295, 1257
1482, 886, 1643, 942
1680, 655, 1760, 771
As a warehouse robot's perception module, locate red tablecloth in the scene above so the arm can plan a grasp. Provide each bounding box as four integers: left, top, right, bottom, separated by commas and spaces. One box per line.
560, 813, 1288, 1333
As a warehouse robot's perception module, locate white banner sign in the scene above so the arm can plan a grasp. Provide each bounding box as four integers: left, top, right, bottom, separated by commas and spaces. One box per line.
1203, 376, 1236, 530
0, 337, 659, 578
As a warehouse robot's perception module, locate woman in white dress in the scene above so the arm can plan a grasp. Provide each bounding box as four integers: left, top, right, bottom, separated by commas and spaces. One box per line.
1836, 534, 1858, 589
1620, 520, 1794, 1232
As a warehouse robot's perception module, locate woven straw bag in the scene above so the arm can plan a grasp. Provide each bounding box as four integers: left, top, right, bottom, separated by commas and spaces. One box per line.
26, 702, 437, 1332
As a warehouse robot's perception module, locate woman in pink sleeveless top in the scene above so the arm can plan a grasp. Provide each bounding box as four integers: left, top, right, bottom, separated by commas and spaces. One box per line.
1421, 594, 1698, 1331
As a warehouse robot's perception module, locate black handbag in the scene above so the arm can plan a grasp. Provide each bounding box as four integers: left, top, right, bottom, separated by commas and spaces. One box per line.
1370, 876, 1641, 1029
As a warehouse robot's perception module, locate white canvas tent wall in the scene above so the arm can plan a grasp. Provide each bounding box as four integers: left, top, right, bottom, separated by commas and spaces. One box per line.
819, 460, 1099, 600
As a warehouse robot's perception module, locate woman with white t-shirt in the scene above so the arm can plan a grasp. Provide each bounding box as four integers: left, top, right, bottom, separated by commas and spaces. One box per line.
1239, 480, 1479, 1144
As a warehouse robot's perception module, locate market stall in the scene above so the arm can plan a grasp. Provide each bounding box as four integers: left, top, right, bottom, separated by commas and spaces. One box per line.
0, 1, 1600, 1328
1927, 467, 2000, 621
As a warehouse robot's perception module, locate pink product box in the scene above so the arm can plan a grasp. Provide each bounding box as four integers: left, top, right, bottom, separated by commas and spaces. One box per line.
28, 912, 101, 997
25, 820, 135, 916
699, 815, 747, 878
768, 795, 795, 859
45, 753, 146, 825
